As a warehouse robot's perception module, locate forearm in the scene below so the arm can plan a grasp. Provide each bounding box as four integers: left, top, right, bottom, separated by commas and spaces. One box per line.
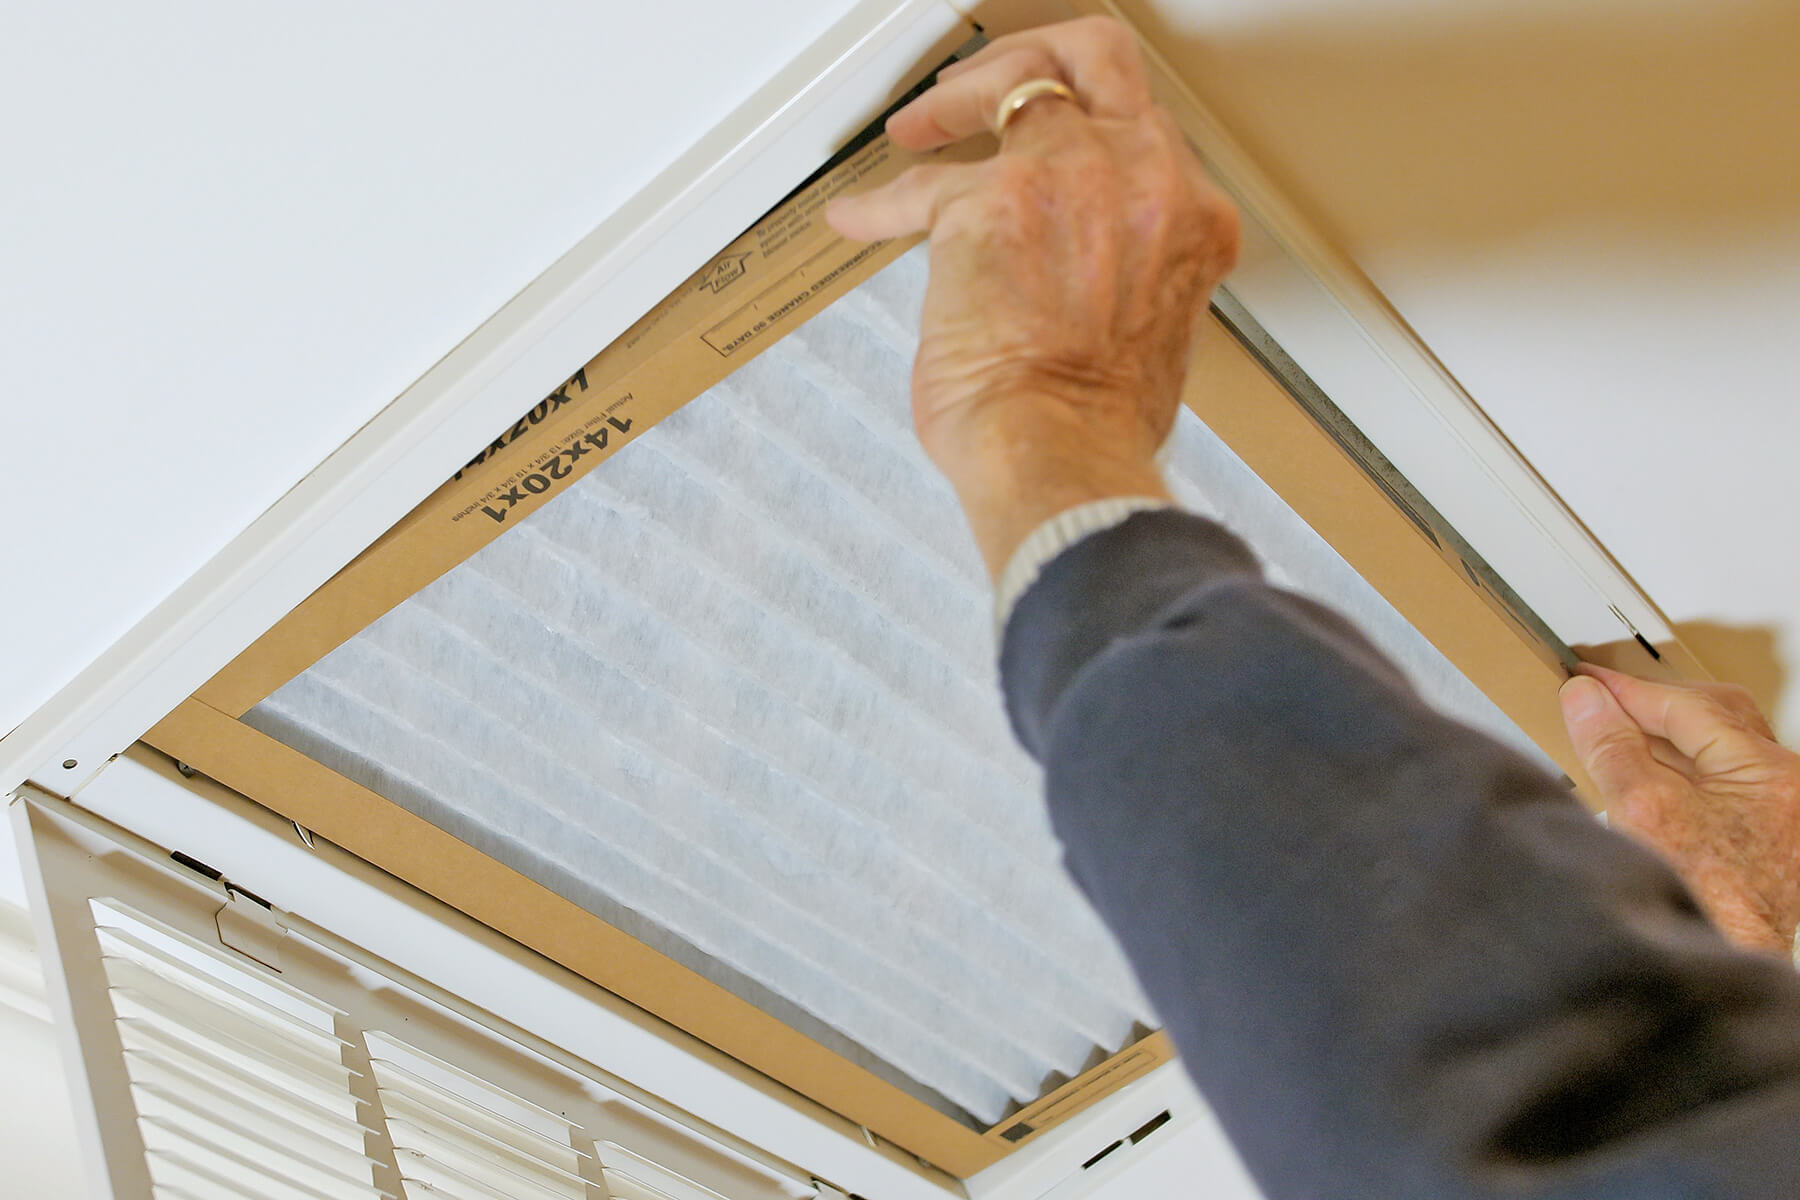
927, 389, 1173, 583
1002, 509, 1800, 1200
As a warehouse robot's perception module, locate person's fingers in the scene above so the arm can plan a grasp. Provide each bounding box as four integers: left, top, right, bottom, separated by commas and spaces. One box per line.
1574, 664, 1767, 768
1561, 675, 1683, 816
886, 18, 1154, 150
929, 26, 1107, 86
887, 48, 1076, 150
1691, 681, 1778, 740
933, 47, 989, 83
823, 161, 977, 241
934, 17, 1153, 99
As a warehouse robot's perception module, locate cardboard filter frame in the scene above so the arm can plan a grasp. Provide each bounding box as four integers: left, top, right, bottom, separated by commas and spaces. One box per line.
144, 124, 1180, 1179
141, 76, 1700, 1183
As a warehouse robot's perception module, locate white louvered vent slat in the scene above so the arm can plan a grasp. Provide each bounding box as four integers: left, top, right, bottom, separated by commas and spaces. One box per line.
598, 1142, 732, 1200
109, 971, 349, 1068
117, 1018, 363, 1128
98, 921, 344, 1027
123, 1045, 381, 1147
144, 1148, 369, 1200
111, 994, 355, 1106
140, 1116, 372, 1200
377, 1076, 589, 1174
132, 1081, 380, 1182
367, 1033, 590, 1200
90, 901, 384, 1199
603, 1171, 680, 1200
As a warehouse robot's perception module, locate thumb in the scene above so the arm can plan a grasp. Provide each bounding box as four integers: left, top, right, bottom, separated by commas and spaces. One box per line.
1560, 675, 1666, 813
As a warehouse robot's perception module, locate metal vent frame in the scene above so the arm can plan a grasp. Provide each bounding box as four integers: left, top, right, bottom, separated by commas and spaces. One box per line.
131, 77, 1644, 1192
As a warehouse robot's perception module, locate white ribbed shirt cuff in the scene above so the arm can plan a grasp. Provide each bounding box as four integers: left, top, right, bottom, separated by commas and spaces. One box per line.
995, 497, 1174, 636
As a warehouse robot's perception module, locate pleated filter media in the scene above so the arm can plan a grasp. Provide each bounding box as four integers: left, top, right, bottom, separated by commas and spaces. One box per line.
246, 244, 1551, 1129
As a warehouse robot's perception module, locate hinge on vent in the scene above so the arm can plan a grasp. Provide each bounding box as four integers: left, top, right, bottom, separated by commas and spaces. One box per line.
215, 886, 288, 973
169, 850, 288, 972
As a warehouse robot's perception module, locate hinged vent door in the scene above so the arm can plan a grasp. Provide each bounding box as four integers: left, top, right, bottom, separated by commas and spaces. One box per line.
15, 792, 819, 1200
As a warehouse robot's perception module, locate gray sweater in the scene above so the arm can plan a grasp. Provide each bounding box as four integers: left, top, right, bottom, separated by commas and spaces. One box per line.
1000, 509, 1800, 1200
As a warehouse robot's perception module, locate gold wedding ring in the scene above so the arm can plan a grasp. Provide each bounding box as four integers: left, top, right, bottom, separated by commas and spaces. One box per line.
993, 78, 1081, 135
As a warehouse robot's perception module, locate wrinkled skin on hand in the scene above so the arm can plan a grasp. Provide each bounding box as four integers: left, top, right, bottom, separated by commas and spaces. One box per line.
827, 17, 1240, 576
1562, 665, 1800, 957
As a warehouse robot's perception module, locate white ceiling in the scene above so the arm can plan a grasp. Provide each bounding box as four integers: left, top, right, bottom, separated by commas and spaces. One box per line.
9, 0, 1791, 752
1121, 0, 1800, 738
0, 0, 868, 741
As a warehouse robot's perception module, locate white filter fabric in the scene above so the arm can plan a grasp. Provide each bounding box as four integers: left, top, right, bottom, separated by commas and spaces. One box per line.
248, 244, 1550, 1128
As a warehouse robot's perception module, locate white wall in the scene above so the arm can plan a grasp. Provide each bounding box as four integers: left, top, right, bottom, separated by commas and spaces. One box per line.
0, 806, 28, 912
0, 1005, 89, 1199
0, 900, 90, 1199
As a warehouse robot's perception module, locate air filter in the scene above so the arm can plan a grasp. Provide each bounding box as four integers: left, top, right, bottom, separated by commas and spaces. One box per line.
244, 245, 1548, 1128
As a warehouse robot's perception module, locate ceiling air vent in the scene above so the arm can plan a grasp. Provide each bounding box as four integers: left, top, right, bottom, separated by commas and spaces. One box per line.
240, 246, 1548, 1131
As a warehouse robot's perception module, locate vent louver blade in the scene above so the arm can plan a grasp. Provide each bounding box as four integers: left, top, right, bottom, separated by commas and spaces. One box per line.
365, 1032, 591, 1200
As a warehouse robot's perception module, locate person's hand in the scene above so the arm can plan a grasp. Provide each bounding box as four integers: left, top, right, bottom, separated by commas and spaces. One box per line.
826, 17, 1240, 577
1560, 664, 1800, 956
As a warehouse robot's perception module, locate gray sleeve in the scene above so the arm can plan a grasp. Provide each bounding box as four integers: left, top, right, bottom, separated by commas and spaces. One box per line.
999, 508, 1800, 1200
